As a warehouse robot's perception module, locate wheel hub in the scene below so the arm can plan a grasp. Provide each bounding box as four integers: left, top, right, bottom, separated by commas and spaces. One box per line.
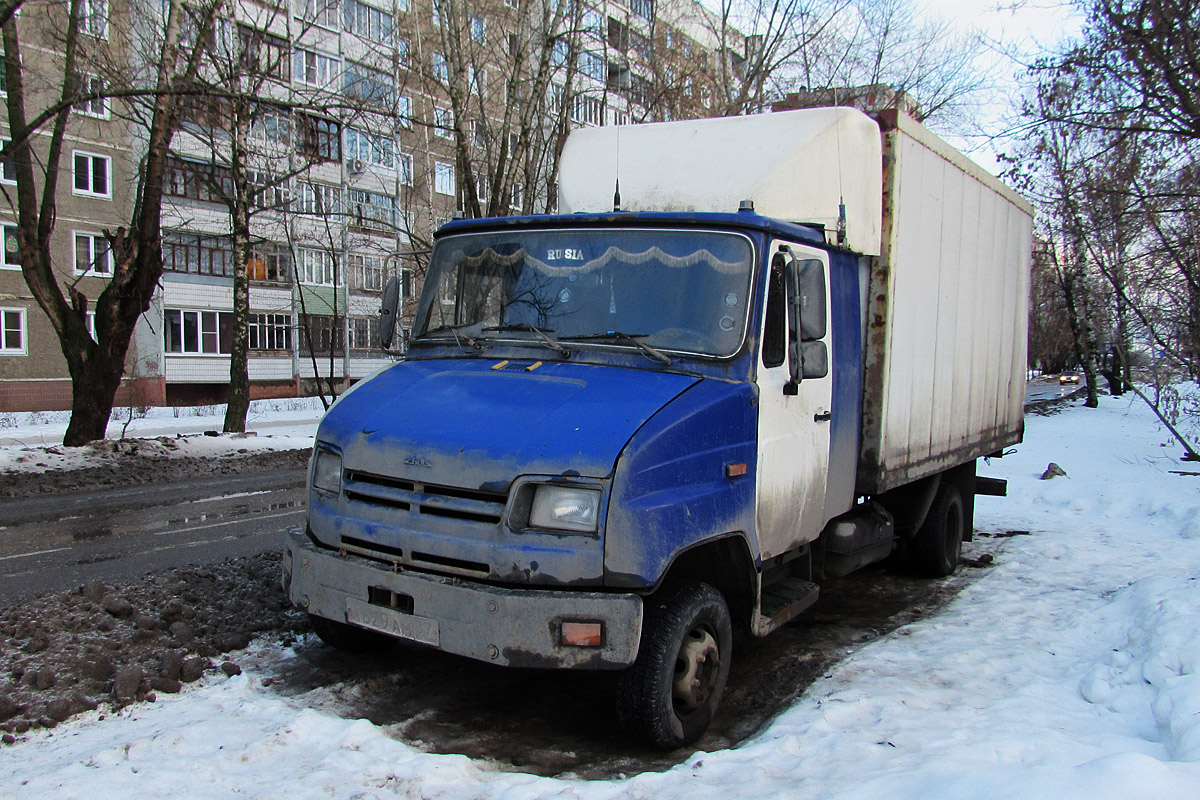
673, 627, 720, 713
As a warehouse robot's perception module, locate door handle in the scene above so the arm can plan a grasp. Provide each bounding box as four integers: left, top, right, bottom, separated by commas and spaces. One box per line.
814, 411, 831, 422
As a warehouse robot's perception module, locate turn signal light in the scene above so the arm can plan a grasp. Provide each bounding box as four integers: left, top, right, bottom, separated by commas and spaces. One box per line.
561, 621, 603, 647
726, 462, 748, 478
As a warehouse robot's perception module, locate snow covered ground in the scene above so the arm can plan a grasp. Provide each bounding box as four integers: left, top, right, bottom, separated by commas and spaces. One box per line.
4, 393, 1200, 799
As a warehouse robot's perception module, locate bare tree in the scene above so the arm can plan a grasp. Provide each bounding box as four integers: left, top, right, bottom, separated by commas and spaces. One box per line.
2, 0, 220, 445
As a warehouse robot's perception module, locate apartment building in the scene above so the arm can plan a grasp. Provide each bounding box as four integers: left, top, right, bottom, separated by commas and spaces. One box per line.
0, 0, 748, 411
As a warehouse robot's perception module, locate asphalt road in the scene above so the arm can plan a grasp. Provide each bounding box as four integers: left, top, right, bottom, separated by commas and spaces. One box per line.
0, 469, 307, 603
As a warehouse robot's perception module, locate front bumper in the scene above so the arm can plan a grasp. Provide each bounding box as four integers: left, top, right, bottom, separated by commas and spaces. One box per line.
284, 528, 643, 669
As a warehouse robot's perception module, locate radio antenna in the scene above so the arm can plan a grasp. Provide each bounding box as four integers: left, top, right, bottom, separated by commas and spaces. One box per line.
613, 126, 622, 212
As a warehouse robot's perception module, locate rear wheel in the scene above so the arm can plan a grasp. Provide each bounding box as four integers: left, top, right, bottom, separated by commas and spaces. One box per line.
616, 582, 732, 750
307, 614, 393, 653
910, 483, 964, 577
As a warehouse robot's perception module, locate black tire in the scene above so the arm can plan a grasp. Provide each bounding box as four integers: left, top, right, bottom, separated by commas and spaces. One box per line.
616, 582, 732, 751
910, 483, 964, 577
307, 613, 393, 653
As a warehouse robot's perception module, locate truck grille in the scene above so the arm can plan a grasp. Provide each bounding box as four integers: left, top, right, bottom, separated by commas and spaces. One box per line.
343, 470, 507, 525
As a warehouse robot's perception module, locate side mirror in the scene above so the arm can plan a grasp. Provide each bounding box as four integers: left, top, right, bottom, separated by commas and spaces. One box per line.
380, 276, 401, 350
785, 258, 828, 392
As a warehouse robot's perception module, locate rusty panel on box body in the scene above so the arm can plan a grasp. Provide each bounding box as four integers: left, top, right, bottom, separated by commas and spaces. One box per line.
858, 114, 1033, 495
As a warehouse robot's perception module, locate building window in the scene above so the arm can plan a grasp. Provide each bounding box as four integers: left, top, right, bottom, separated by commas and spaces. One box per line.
249, 312, 292, 350
300, 0, 340, 28
0, 139, 14, 184
74, 73, 108, 118
164, 308, 233, 355
249, 104, 292, 147
433, 51, 448, 84
580, 51, 605, 82
238, 25, 290, 82
343, 0, 393, 45
299, 114, 341, 162
397, 38, 410, 69
298, 247, 337, 286
349, 253, 385, 292
572, 94, 602, 126
399, 152, 413, 186
343, 60, 394, 107
294, 48, 339, 87
0, 307, 25, 355
1, 224, 18, 268
79, 0, 108, 38
296, 181, 341, 215
299, 314, 344, 355
434, 106, 453, 138
397, 95, 412, 127
347, 188, 396, 232
629, 0, 653, 21
74, 232, 112, 275
247, 242, 292, 282
345, 127, 394, 169
165, 155, 232, 204
73, 151, 111, 198
162, 231, 235, 277
470, 15, 485, 43
434, 161, 455, 195
349, 316, 380, 351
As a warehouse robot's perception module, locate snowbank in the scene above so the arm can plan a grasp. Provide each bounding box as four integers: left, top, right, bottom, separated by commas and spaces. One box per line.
4, 393, 1200, 799
0, 398, 324, 472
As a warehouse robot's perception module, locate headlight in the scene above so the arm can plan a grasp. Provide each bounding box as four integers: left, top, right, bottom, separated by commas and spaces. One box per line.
529, 485, 600, 533
312, 447, 342, 495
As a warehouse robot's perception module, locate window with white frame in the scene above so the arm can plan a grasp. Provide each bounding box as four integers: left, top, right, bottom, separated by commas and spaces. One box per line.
164, 308, 233, 355
86, 311, 96, 341
75, 74, 108, 118
300, 0, 339, 28
343, 60, 394, 107
347, 188, 396, 232
2, 224, 20, 268
434, 106, 453, 138
434, 161, 455, 195
73, 151, 111, 198
296, 181, 341, 215
74, 232, 112, 275
580, 50, 605, 82
399, 152, 413, 186
0, 307, 25, 354
0, 140, 14, 184
249, 312, 292, 350
468, 65, 485, 96
433, 51, 448, 84
249, 105, 292, 146
349, 253, 385, 292
397, 38, 410, 68
79, 0, 108, 38
298, 247, 338, 285
343, 0, 393, 45
470, 15, 485, 43
397, 95, 412, 127
572, 94, 602, 126
349, 316, 380, 351
344, 127, 395, 168
294, 48, 339, 88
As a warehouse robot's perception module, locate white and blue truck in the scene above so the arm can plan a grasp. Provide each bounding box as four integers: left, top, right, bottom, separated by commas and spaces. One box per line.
282, 107, 1034, 750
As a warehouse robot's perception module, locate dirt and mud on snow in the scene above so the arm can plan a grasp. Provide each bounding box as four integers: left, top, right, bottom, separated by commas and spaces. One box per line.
0, 444, 1003, 775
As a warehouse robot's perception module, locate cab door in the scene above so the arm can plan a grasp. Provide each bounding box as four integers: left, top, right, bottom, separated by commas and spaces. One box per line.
755, 241, 834, 561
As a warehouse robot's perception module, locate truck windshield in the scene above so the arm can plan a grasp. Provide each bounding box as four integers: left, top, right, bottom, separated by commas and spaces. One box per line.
413, 228, 755, 358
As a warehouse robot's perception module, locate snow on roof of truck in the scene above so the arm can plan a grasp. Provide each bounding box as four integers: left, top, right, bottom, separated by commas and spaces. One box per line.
558, 108, 884, 256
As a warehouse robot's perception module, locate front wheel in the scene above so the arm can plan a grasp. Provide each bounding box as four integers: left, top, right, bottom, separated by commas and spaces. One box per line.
616, 582, 732, 750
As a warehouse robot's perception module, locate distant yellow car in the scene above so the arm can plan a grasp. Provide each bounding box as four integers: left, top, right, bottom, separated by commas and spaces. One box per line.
1059, 373, 1081, 384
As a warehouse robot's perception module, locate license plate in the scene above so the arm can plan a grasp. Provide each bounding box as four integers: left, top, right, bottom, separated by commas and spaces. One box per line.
346, 598, 440, 646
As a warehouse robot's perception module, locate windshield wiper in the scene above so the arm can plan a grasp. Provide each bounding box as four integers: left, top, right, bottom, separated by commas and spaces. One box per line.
561, 331, 672, 366
481, 323, 572, 357
416, 324, 485, 352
